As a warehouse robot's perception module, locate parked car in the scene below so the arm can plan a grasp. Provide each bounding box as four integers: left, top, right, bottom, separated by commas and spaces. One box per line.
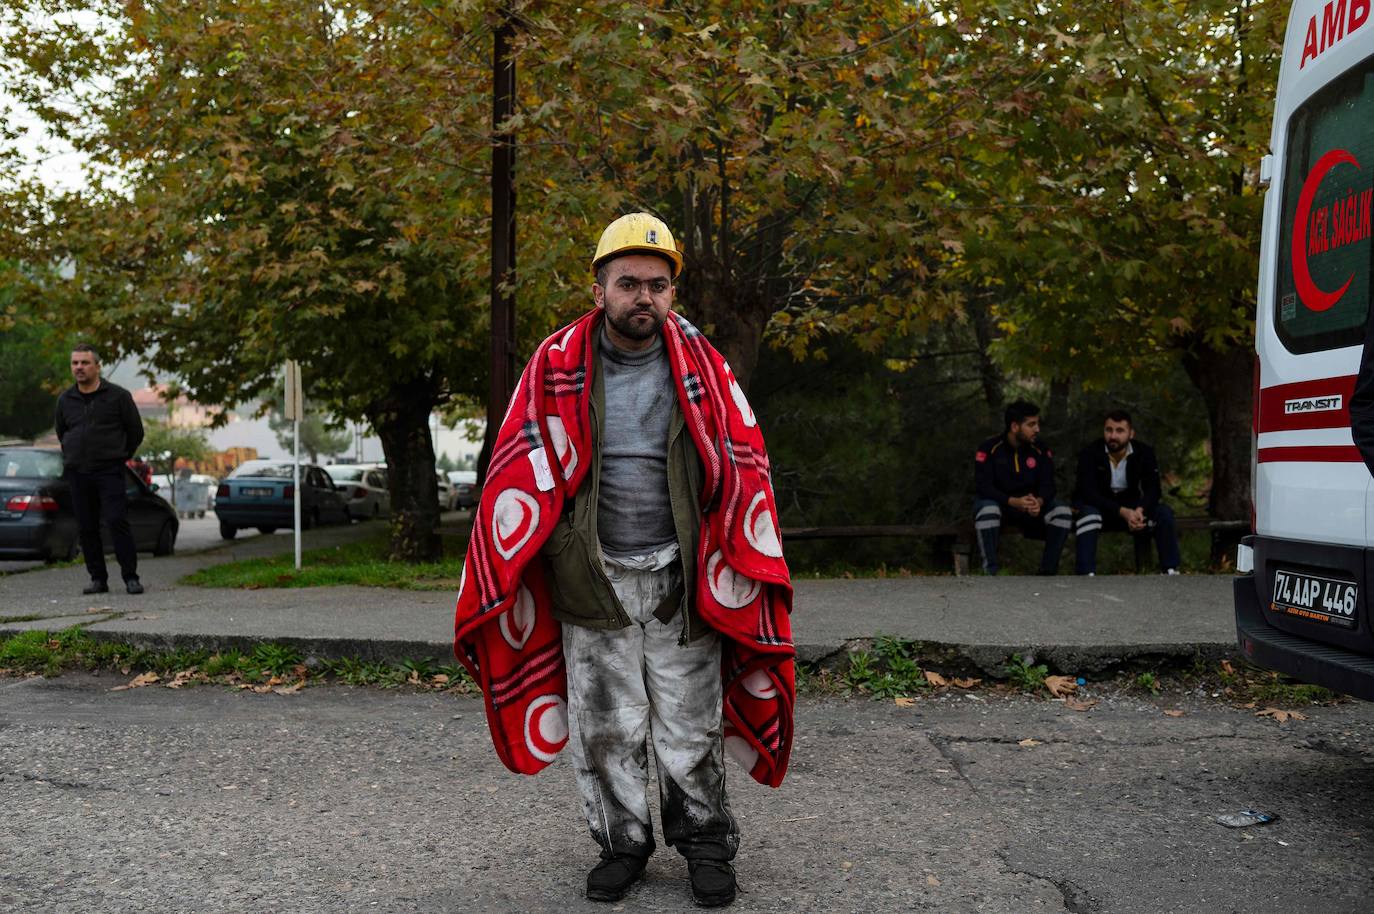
436, 473, 458, 512
447, 470, 481, 509
213, 460, 351, 539
0, 446, 179, 561
324, 464, 390, 520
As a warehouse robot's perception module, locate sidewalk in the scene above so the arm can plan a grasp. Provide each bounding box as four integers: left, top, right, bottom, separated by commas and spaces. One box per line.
0, 520, 1238, 675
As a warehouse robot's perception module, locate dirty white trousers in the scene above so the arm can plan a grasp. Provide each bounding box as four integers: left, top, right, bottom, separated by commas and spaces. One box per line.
560, 550, 739, 862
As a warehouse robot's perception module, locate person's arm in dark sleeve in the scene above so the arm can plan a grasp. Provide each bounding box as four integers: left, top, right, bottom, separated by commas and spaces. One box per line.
1139, 445, 1162, 511
1038, 448, 1056, 503
54, 397, 66, 443
121, 390, 144, 458
1352, 327, 1374, 478
1075, 446, 1118, 513
975, 446, 1009, 507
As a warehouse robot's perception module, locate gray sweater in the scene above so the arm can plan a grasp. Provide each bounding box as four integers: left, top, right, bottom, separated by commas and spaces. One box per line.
597, 326, 676, 556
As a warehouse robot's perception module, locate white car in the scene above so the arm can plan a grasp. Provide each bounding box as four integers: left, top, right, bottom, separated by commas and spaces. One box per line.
324, 464, 390, 521
436, 473, 458, 512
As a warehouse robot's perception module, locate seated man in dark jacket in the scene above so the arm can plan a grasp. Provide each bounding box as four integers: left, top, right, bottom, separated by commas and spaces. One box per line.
1072, 410, 1180, 575
973, 400, 1072, 575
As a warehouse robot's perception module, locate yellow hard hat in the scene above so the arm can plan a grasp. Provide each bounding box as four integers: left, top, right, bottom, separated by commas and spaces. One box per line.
591, 212, 684, 279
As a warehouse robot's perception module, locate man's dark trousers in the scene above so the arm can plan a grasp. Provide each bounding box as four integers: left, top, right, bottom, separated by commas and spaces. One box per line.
1073, 502, 1180, 574
68, 467, 137, 584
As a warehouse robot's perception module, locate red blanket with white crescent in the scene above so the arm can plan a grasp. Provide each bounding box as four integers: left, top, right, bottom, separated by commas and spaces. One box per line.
453, 307, 795, 787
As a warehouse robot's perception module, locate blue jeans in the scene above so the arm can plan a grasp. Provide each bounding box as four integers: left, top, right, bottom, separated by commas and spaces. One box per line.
1074, 502, 1180, 574
973, 498, 1071, 575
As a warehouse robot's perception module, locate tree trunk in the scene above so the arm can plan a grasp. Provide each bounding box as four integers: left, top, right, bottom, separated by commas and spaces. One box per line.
367, 379, 442, 563
1181, 342, 1253, 521
968, 298, 1005, 413
690, 287, 770, 393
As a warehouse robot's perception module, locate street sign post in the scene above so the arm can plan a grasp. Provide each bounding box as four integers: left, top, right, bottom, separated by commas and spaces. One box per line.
284, 360, 303, 571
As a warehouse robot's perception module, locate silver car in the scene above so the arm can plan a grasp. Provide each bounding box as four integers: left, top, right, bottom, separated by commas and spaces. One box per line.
324, 465, 390, 521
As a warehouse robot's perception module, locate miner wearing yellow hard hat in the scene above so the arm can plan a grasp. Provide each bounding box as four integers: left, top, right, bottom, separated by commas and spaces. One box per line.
456, 212, 796, 908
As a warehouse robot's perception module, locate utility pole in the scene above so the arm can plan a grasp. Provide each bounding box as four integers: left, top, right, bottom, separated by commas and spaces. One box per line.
481, 7, 518, 483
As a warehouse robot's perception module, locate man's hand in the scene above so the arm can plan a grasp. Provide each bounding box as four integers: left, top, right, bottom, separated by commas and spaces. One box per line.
1010, 495, 1042, 517
1120, 506, 1146, 531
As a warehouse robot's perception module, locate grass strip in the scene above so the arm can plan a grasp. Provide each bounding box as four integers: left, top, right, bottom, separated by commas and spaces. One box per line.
0, 627, 475, 692
181, 534, 468, 591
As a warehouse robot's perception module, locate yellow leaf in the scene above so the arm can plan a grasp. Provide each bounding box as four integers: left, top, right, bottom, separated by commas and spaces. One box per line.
1163, 709, 1186, 718
894, 696, 916, 708
1256, 707, 1307, 723
923, 671, 948, 688
952, 677, 981, 689
432, 674, 451, 685
1221, 660, 1236, 675
1017, 738, 1041, 748
1045, 675, 1077, 698
111, 672, 160, 691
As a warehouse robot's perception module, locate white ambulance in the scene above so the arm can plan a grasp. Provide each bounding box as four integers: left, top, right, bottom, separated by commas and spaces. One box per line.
1236, 0, 1374, 698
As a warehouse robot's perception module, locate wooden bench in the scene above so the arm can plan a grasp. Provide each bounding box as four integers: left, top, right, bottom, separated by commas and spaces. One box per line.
780, 517, 1246, 575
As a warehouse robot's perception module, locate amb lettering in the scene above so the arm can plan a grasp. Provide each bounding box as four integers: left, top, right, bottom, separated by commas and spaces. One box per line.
1307, 188, 1373, 255
1301, 0, 1371, 68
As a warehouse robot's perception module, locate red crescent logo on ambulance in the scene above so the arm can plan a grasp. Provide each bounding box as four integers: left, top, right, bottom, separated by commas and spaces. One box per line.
1292, 148, 1359, 313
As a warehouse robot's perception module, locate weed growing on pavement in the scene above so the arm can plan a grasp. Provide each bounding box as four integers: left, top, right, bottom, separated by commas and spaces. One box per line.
843, 636, 930, 698
1004, 653, 1049, 692
180, 534, 469, 591
1135, 671, 1161, 694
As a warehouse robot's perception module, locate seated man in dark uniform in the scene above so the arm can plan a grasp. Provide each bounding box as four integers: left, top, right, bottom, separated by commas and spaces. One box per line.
973, 400, 1072, 575
1072, 410, 1180, 575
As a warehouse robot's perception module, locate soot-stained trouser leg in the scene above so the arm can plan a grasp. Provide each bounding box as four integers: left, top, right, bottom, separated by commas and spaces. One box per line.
973, 498, 1003, 574
562, 615, 656, 861
641, 607, 736, 861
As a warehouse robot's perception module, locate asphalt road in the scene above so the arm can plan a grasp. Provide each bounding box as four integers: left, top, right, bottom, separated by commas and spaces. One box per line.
0, 516, 277, 576
2, 677, 1371, 913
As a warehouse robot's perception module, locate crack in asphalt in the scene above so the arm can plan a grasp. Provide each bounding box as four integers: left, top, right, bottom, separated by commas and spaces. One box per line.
996, 849, 1098, 914
2, 770, 117, 792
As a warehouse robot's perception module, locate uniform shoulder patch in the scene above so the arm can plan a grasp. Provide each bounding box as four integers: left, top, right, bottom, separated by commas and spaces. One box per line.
975, 451, 987, 463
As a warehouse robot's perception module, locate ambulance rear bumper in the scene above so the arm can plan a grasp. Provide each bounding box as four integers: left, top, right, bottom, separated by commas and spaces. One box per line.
1235, 574, 1374, 701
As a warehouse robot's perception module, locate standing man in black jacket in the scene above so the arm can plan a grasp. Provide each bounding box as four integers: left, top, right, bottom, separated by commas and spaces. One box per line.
1072, 410, 1180, 576
54, 344, 146, 595
973, 400, 1072, 575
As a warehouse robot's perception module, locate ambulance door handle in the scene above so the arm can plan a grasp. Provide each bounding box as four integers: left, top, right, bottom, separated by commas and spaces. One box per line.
1259, 154, 1273, 189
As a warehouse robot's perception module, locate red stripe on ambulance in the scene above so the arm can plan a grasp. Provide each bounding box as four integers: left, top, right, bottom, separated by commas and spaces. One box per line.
1257, 375, 1357, 432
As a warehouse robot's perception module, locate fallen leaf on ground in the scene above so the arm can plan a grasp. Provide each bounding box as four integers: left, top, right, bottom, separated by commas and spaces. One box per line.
952, 677, 981, 689
111, 672, 160, 691
408, 669, 422, 684
164, 669, 201, 690
431, 674, 451, 686
1064, 697, 1099, 712
1018, 738, 1041, 748
894, 696, 916, 708
1221, 660, 1236, 675
85, 606, 112, 614
926, 875, 941, 887
1257, 707, 1308, 723
1045, 675, 1077, 697
924, 671, 948, 687
273, 681, 305, 695
1163, 709, 1186, 718
292, 664, 309, 678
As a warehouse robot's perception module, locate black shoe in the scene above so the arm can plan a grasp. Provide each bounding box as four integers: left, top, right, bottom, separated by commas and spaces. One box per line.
586, 854, 647, 903
688, 859, 736, 907
82, 579, 108, 595
124, 578, 144, 595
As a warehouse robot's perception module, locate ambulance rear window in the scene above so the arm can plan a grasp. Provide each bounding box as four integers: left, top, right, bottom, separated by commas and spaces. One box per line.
1276, 55, 1374, 354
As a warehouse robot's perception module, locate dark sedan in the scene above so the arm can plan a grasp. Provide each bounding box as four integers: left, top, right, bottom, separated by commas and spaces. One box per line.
0, 446, 179, 561
214, 460, 351, 539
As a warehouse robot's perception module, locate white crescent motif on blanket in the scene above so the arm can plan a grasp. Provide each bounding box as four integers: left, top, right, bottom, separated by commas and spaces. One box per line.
728, 375, 757, 429
724, 731, 760, 770
493, 489, 540, 561
547, 416, 578, 480
499, 584, 536, 651
743, 491, 783, 558
706, 550, 762, 609
524, 695, 569, 763
741, 669, 778, 700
